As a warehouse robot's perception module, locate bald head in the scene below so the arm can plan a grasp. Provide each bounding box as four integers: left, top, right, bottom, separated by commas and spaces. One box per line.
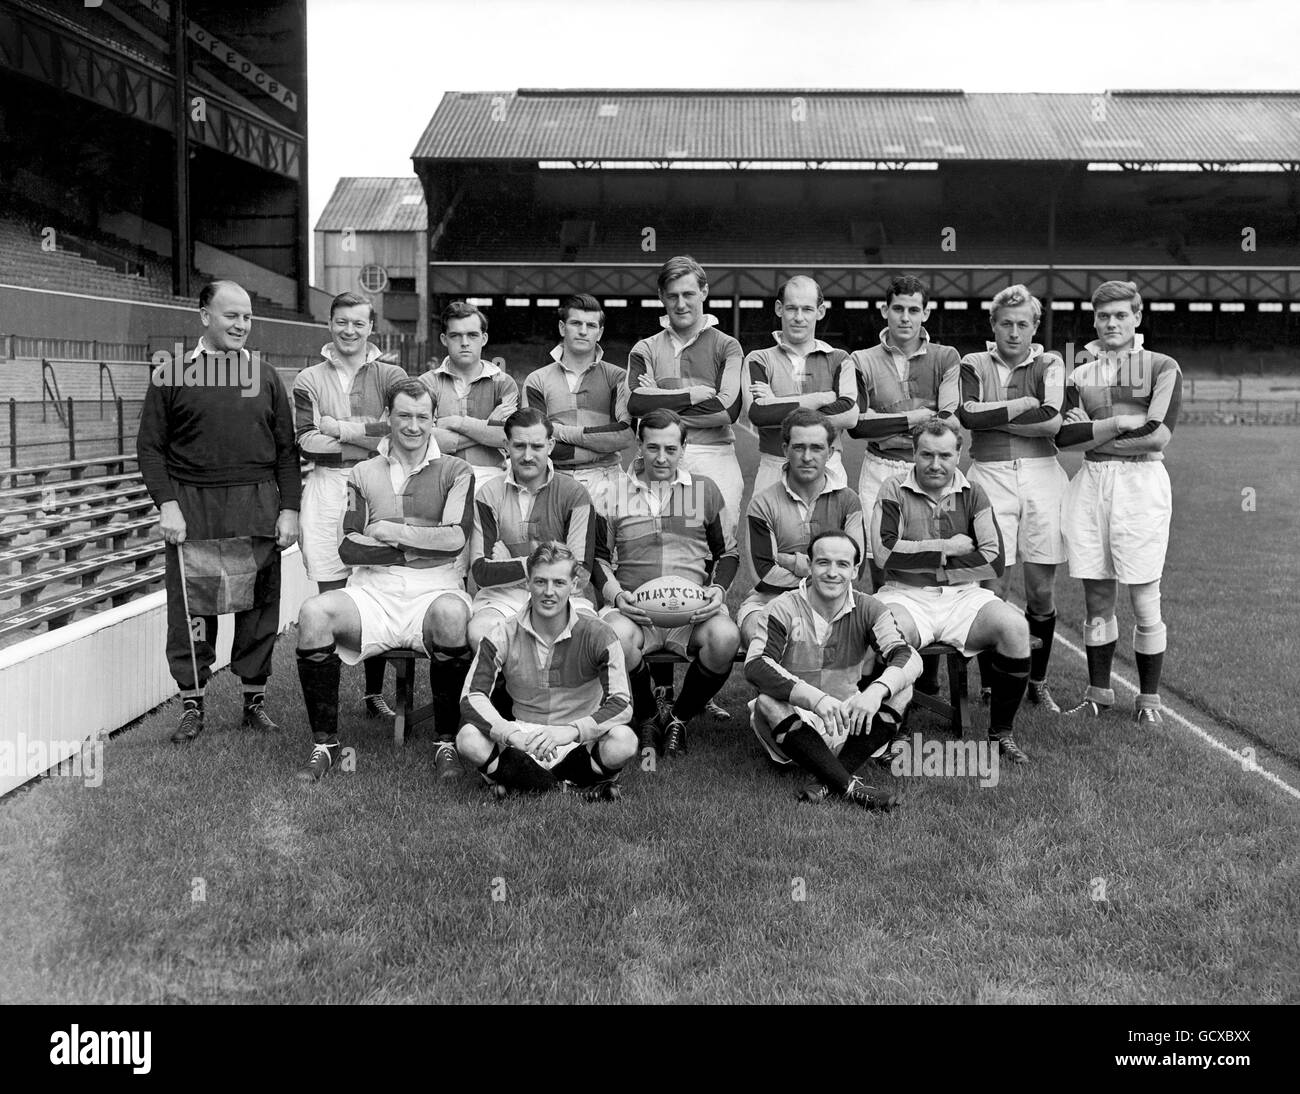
775, 275, 826, 348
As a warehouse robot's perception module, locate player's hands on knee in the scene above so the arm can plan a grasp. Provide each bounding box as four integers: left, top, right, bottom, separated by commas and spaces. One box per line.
813, 694, 848, 736
689, 584, 728, 623
614, 591, 655, 626
841, 688, 882, 735
160, 501, 187, 545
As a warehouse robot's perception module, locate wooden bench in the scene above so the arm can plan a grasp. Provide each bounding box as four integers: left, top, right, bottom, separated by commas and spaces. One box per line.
0, 565, 164, 637
3, 453, 137, 490
0, 469, 144, 505
383, 648, 435, 746
0, 515, 157, 573
0, 542, 165, 608
0, 494, 157, 545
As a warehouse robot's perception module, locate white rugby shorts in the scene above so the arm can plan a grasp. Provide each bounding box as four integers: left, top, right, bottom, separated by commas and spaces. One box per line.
873, 583, 999, 656
680, 443, 743, 541
299, 466, 351, 583
967, 456, 1068, 567
338, 565, 471, 665
857, 452, 912, 559
1062, 459, 1171, 583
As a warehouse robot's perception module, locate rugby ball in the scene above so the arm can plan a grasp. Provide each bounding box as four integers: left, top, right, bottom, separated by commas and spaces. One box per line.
631, 577, 711, 627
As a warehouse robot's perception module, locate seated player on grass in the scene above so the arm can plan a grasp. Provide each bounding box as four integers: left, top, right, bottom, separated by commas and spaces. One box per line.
739, 407, 864, 648
593, 409, 741, 758
745, 530, 920, 810
869, 418, 1033, 766
457, 542, 636, 801
295, 379, 475, 783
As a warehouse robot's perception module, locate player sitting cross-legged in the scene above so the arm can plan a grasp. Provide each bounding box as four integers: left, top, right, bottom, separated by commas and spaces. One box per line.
457, 542, 637, 801
746, 530, 921, 810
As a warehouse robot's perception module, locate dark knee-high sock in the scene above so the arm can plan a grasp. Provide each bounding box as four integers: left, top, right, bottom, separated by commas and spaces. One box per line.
916, 654, 941, 691
429, 645, 472, 739
672, 659, 731, 722
629, 661, 657, 723
493, 746, 559, 792
649, 659, 675, 692
1086, 641, 1116, 690
987, 650, 1031, 737
1135, 651, 1165, 696
296, 644, 341, 744
838, 709, 904, 773
977, 649, 995, 690
363, 656, 386, 696
1027, 611, 1056, 682
778, 721, 854, 793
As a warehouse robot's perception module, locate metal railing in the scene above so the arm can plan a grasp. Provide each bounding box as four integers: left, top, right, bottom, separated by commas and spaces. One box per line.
6, 397, 135, 468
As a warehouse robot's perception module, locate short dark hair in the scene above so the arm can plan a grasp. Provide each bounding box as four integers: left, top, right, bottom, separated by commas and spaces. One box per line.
637, 408, 686, 443
808, 529, 861, 567
911, 416, 962, 451
558, 293, 605, 326
781, 407, 836, 448
657, 256, 707, 295
777, 274, 824, 306
385, 377, 434, 412
330, 290, 376, 324
504, 406, 552, 440
441, 299, 488, 334
1092, 279, 1143, 313
198, 279, 245, 309
884, 275, 930, 309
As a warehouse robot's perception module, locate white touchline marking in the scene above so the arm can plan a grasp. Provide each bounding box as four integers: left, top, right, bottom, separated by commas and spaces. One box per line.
1052, 631, 1300, 802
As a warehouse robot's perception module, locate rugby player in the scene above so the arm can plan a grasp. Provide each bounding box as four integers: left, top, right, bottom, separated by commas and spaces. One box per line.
457, 542, 635, 801
1057, 281, 1181, 725
420, 300, 518, 489
294, 379, 475, 782
743, 275, 858, 499
522, 293, 632, 515
957, 284, 1069, 713
293, 291, 407, 719
594, 409, 741, 757
627, 256, 744, 539
739, 408, 864, 650
466, 407, 597, 650
746, 530, 920, 808
870, 418, 1033, 765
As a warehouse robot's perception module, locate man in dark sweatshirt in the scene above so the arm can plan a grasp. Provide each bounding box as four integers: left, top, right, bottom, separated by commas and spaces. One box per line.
137, 279, 301, 744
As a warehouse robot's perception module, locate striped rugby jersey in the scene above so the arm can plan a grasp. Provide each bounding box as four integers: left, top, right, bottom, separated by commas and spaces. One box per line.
592, 464, 740, 602
470, 462, 596, 597
745, 583, 921, 706
745, 465, 864, 593
848, 329, 961, 460
418, 358, 519, 470
340, 444, 474, 573
293, 345, 408, 468
744, 335, 858, 457
522, 348, 632, 470
1057, 336, 1182, 461
627, 315, 743, 446
958, 343, 1065, 462
461, 608, 631, 744
870, 467, 1004, 587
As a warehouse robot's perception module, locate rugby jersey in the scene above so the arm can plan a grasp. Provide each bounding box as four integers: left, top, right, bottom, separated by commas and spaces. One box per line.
339, 443, 474, 572
957, 343, 1065, 462
745, 583, 921, 706
522, 348, 632, 469
848, 329, 961, 460
469, 462, 596, 597
627, 314, 743, 446
592, 463, 739, 603
745, 465, 864, 593
462, 609, 631, 743
870, 467, 1004, 587
1057, 336, 1182, 462
744, 334, 858, 457
293, 345, 408, 467
418, 358, 519, 470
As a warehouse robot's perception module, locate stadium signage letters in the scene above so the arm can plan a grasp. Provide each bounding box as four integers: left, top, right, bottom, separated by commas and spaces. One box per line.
130, 0, 299, 110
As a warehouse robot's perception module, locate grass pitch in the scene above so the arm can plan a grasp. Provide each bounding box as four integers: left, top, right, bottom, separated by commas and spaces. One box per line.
1, 424, 1297, 1004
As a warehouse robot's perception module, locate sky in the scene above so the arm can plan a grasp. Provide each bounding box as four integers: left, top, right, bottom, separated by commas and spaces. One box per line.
305, 0, 1299, 240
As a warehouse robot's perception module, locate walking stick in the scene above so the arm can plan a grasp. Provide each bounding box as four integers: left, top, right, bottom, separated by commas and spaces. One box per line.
177, 540, 202, 697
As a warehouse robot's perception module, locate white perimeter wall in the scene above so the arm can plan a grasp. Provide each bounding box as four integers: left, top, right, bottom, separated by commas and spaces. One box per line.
0, 546, 313, 797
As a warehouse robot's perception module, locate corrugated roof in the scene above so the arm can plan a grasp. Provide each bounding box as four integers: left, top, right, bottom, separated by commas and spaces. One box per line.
411, 90, 1300, 164
315, 177, 426, 232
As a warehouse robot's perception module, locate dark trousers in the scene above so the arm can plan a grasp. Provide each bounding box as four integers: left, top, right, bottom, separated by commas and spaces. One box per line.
165, 542, 281, 691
